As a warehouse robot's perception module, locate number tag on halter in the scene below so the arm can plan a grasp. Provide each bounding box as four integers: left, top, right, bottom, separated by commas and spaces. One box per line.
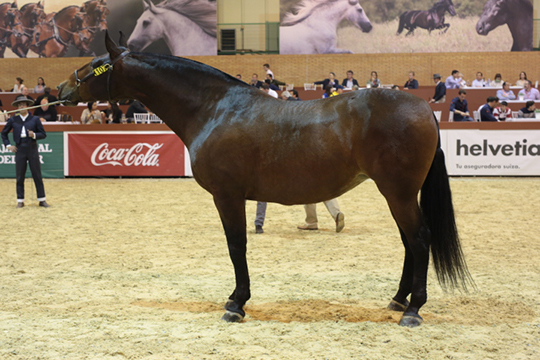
93, 64, 111, 76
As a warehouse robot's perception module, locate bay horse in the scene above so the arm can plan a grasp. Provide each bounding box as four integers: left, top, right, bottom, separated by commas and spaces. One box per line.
0, 2, 17, 58
127, 0, 216, 56
280, 0, 372, 54
9, 1, 45, 57
30, 6, 91, 57
76, 0, 110, 56
476, 0, 532, 51
57, 32, 473, 327
396, 0, 456, 36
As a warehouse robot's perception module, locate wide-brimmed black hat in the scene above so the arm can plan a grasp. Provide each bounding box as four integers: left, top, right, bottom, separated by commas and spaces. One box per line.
11, 95, 34, 107
433, 73, 441, 79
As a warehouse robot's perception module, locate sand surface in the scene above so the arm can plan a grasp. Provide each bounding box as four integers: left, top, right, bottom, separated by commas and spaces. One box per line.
0, 177, 539, 359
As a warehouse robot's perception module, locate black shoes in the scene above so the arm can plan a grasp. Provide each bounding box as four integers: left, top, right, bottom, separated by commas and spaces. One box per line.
255, 225, 264, 234
39, 201, 50, 208
16, 202, 24, 208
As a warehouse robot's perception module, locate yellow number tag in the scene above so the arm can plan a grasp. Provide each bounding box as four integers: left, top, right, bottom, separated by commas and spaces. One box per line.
93, 64, 111, 76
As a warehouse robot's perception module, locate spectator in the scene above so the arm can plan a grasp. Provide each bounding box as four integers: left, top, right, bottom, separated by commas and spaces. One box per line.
493, 101, 512, 121
34, 77, 46, 93
429, 74, 446, 103
366, 71, 380, 88
261, 83, 278, 98
280, 90, 291, 100
263, 63, 273, 79
103, 102, 123, 123
235, 74, 242, 81
288, 89, 301, 101
12, 77, 23, 92
33, 98, 58, 122
314, 72, 339, 89
125, 100, 147, 123
322, 84, 333, 98
341, 70, 359, 89
450, 89, 474, 122
250, 73, 263, 89
81, 102, 103, 124
265, 73, 285, 87
34, 87, 58, 106
515, 71, 528, 87
471, 72, 486, 87
518, 101, 536, 118
518, 80, 540, 100
445, 70, 462, 89
264, 78, 280, 91
20, 86, 34, 102
403, 71, 418, 89
496, 82, 516, 100
297, 201, 345, 233
391, 85, 400, 90
480, 96, 500, 122
492, 73, 503, 88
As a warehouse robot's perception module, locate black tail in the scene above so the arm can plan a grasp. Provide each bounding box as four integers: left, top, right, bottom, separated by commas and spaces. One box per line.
420, 145, 475, 292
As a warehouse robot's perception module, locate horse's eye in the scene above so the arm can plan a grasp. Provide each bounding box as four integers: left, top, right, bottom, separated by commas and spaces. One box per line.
143, 20, 150, 28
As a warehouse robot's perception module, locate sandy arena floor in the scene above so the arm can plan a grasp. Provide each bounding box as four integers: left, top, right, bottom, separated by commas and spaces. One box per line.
0, 177, 539, 359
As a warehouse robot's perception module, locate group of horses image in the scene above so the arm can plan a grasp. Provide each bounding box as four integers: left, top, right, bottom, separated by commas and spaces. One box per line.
280, 0, 533, 54
0, 0, 108, 58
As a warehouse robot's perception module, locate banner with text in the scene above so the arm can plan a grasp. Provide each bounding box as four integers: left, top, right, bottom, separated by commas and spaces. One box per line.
65, 132, 187, 177
445, 130, 540, 176
0, 132, 64, 178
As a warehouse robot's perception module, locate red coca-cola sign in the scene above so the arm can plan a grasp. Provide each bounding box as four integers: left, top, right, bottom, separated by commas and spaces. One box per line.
66, 132, 187, 176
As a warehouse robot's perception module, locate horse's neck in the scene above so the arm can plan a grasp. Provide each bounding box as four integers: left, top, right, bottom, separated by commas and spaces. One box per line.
160, 11, 213, 53
307, 3, 348, 28
507, 1, 533, 50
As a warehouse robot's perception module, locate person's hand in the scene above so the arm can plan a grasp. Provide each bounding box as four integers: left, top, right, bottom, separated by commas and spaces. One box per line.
7, 145, 16, 153
40, 118, 46, 123
27, 130, 35, 138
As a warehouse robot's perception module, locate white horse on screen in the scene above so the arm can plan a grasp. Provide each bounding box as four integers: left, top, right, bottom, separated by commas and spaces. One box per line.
280, 0, 372, 54
127, 0, 217, 56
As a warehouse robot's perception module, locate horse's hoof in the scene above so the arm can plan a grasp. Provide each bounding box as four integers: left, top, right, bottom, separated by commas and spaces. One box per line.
387, 299, 409, 312
399, 314, 423, 327
221, 311, 244, 323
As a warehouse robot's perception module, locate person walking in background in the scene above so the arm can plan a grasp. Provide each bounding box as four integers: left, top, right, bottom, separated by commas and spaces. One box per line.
254, 202, 266, 234
1, 95, 49, 208
403, 71, 418, 89
297, 200, 345, 233
429, 74, 446, 103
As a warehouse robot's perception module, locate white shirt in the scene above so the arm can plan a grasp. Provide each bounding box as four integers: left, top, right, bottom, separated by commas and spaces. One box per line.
266, 89, 278, 98
266, 69, 274, 79
471, 79, 486, 87
20, 113, 29, 138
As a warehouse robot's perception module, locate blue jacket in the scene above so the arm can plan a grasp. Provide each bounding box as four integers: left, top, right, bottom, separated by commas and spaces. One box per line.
432, 82, 446, 102
480, 104, 498, 122
1, 113, 46, 146
449, 97, 469, 121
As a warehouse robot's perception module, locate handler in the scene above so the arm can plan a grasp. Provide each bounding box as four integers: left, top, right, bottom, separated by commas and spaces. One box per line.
1, 95, 49, 208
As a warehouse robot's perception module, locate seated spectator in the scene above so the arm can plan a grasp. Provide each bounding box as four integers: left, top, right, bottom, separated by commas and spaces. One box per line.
250, 73, 263, 88
20, 86, 34, 102
103, 102, 123, 123
261, 83, 278, 98
341, 70, 359, 89
429, 74, 446, 103
280, 90, 291, 100
264, 78, 280, 91
81, 101, 103, 124
366, 71, 380, 88
450, 89, 474, 122
288, 89, 301, 101
518, 80, 540, 100
403, 71, 418, 89
235, 74, 242, 81
34, 87, 58, 106
515, 71, 528, 87
471, 72, 486, 87
33, 98, 58, 122
34, 77, 46, 94
330, 87, 343, 97
493, 101, 512, 121
391, 85, 400, 90
480, 96, 500, 122
12, 77, 23, 92
315, 72, 340, 89
518, 101, 536, 118
492, 73, 503, 87
322, 84, 333, 98
496, 82, 516, 100
445, 70, 462, 89
125, 100, 147, 122
265, 73, 285, 87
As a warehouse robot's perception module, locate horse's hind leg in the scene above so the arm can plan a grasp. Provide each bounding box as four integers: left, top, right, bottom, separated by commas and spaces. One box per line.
213, 193, 250, 322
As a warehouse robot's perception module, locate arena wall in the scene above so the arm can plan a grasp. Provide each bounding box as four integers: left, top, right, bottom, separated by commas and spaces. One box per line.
1, 51, 540, 93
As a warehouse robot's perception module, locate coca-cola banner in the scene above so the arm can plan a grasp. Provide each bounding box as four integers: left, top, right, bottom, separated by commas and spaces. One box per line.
65, 132, 188, 176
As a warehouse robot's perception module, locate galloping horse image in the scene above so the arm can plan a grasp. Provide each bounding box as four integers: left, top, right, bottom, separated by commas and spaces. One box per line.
58, 32, 473, 327
397, 0, 456, 36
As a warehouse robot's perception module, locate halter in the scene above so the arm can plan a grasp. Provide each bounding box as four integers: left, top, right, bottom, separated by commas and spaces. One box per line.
74, 49, 129, 101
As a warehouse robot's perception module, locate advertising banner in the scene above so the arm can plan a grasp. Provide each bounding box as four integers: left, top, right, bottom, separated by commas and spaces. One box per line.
65, 132, 188, 177
0, 132, 64, 178
444, 130, 540, 176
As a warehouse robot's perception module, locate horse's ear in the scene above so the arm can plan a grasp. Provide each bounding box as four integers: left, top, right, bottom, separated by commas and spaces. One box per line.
105, 30, 123, 59
142, 0, 152, 11
118, 31, 129, 49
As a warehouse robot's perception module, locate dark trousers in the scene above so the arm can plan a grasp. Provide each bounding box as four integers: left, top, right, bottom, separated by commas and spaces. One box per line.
16, 138, 45, 201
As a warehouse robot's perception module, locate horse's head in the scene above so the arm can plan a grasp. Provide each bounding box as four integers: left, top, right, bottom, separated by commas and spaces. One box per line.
58, 31, 130, 105
476, 0, 506, 35
345, 0, 372, 33
444, 0, 456, 16
127, 0, 164, 52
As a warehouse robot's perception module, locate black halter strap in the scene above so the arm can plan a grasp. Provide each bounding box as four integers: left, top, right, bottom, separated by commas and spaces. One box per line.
74, 49, 129, 101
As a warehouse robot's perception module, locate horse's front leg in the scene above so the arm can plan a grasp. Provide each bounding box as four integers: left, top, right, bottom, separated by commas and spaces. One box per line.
213, 193, 250, 322
442, 23, 450, 33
